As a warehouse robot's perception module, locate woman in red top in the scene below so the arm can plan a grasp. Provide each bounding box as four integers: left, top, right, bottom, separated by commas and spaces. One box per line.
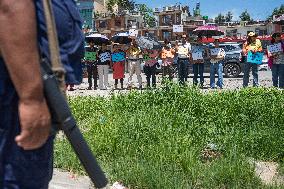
112, 44, 126, 89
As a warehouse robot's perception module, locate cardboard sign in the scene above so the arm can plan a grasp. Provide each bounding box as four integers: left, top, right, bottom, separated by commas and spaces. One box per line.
85, 51, 97, 61
112, 52, 126, 62
99, 52, 111, 62
129, 29, 138, 37
247, 51, 263, 64
192, 52, 203, 60
267, 43, 282, 54
210, 48, 225, 56
173, 25, 183, 33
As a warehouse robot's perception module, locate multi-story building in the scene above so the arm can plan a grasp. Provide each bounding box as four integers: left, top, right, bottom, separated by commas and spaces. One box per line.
75, 0, 95, 30
153, 4, 205, 41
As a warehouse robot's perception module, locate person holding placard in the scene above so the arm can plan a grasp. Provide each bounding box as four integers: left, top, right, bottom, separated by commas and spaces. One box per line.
209, 39, 225, 89
242, 32, 262, 87
127, 40, 143, 89
143, 49, 159, 88
176, 35, 191, 85
112, 44, 126, 89
98, 43, 112, 90
161, 41, 175, 81
191, 36, 208, 88
85, 41, 98, 90
268, 33, 284, 88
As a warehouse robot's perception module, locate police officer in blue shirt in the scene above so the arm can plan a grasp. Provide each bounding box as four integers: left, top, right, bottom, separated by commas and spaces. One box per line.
0, 1, 84, 188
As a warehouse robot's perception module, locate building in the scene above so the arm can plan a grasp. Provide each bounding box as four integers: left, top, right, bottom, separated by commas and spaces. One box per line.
75, 0, 95, 30
153, 4, 205, 41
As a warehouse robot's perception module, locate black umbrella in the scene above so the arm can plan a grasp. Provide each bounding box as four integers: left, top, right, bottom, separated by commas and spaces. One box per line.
192, 25, 224, 37
85, 34, 110, 45
136, 36, 162, 50
111, 32, 132, 44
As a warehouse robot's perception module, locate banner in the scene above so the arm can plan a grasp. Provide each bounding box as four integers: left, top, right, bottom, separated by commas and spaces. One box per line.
267, 43, 282, 54
85, 52, 97, 61
247, 51, 263, 64
129, 29, 138, 37
173, 25, 183, 33
111, 52, 126, 62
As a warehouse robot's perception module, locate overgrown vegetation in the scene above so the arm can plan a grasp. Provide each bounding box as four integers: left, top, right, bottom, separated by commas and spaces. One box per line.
55, 85, 284, 188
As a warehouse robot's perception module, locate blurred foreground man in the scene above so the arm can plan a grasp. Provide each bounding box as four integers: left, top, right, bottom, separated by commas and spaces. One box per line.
0, 1, 84, 188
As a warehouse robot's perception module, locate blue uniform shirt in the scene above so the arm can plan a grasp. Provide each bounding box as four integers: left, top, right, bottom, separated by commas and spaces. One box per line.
0, 0, 85, 84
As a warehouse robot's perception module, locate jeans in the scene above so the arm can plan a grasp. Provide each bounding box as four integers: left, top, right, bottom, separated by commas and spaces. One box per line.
243, 61, 259, 87
193, 63, 204, 86
271, 64, 284, 88
87, 63, 97, 88
144, 65, 157, 88
210, 62, 223, 88
178, 59, 189, 84
0, 79, 54, 189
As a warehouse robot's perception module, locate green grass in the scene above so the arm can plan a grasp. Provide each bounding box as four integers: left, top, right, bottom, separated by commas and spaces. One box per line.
54, 85, 284, 189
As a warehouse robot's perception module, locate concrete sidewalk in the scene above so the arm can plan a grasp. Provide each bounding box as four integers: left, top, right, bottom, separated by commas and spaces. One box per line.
49, 169, 94, 189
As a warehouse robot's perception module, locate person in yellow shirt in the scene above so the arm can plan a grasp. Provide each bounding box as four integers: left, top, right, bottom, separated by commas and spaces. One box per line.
242, 32, 263, 87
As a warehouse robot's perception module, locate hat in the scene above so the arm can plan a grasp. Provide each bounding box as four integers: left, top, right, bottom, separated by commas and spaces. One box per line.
248, 32, 257, 37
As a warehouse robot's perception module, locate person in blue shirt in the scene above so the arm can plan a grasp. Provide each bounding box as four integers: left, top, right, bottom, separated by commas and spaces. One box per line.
0, 1, 84, 188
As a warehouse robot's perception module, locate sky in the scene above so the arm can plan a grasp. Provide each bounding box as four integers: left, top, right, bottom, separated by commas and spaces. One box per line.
134, 0, 283, 21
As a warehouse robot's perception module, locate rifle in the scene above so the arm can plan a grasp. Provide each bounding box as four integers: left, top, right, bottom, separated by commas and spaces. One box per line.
42, 0, 108, 188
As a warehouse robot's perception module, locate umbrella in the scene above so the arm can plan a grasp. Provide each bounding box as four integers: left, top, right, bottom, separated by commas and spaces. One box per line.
193, 25, 224, 37
273, 15, 284, 25
111, 32, 132, 44
85, 34, 110, 45
136, 36, 162, 50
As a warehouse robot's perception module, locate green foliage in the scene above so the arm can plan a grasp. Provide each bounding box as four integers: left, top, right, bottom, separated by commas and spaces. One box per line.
136, 4, 156, 28
107, 0, 135, 13
55, 85, 284, 188
225, 11, 233, 22
240, 10, 252, 22
215, 13, 226, 24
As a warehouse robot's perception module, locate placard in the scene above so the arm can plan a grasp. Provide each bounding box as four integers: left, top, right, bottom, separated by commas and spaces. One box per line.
267, 43, 282, 54
173, 25, 183, 33
210, 48, 225, 56
192, 52, 203, 60
112, 52, 126, 62
85, 51, 97, 61
247, 51, 263, 64
99, 52, 111, 62
129, 29, 138, 37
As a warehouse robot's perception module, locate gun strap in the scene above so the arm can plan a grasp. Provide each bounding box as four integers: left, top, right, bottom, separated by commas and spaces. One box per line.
42, 0, 66, 93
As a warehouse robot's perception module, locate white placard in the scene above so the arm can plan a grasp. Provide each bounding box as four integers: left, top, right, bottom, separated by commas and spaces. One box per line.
267, 43, 282, 54
192, 52, 203, 60
99, 52, 111, 62
129, 29, 138, 37
173, 25, 183, 33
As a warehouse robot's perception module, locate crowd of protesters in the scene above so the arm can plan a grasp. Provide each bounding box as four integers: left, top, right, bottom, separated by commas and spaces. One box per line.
79, 32, 284, 91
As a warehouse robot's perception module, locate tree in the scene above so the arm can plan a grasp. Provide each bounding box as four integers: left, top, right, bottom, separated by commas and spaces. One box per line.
214, 13, 225, 24
225, 11, 233, 22
136, 4, 156, 28
107, 0, 135, 12
239, 10, 252, 21
267, 4, 284, 21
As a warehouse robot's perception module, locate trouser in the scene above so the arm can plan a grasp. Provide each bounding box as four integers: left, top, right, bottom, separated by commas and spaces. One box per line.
127, 60, 142, 87
210, 61, 224, 89
178, 59, 189, 85
0, 78, 54, 189
97, 65, 109, 89
115, 79, 124, 86
87, 63, 97, 88
271, 64, 284, 88
144, 65, 157, 88
193, 63, 204, 86
162, 65, 174, 81
243, 62, 259, 87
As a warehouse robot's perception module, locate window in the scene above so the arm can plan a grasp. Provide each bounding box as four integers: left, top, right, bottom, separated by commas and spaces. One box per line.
282, 25, 284, 33
99, 20, 107, 28
220, 45, 241, 52
162, 30, 172, 40
115, 19, 121, 27
162, 15, 172, 25
176, 14, 181, 24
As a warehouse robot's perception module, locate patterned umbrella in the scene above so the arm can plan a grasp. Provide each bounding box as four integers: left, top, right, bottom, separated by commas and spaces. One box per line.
85, 34, 110, 45
136, 36, 162, 50
193, 25, 224, 37
111, 32, 132, 44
